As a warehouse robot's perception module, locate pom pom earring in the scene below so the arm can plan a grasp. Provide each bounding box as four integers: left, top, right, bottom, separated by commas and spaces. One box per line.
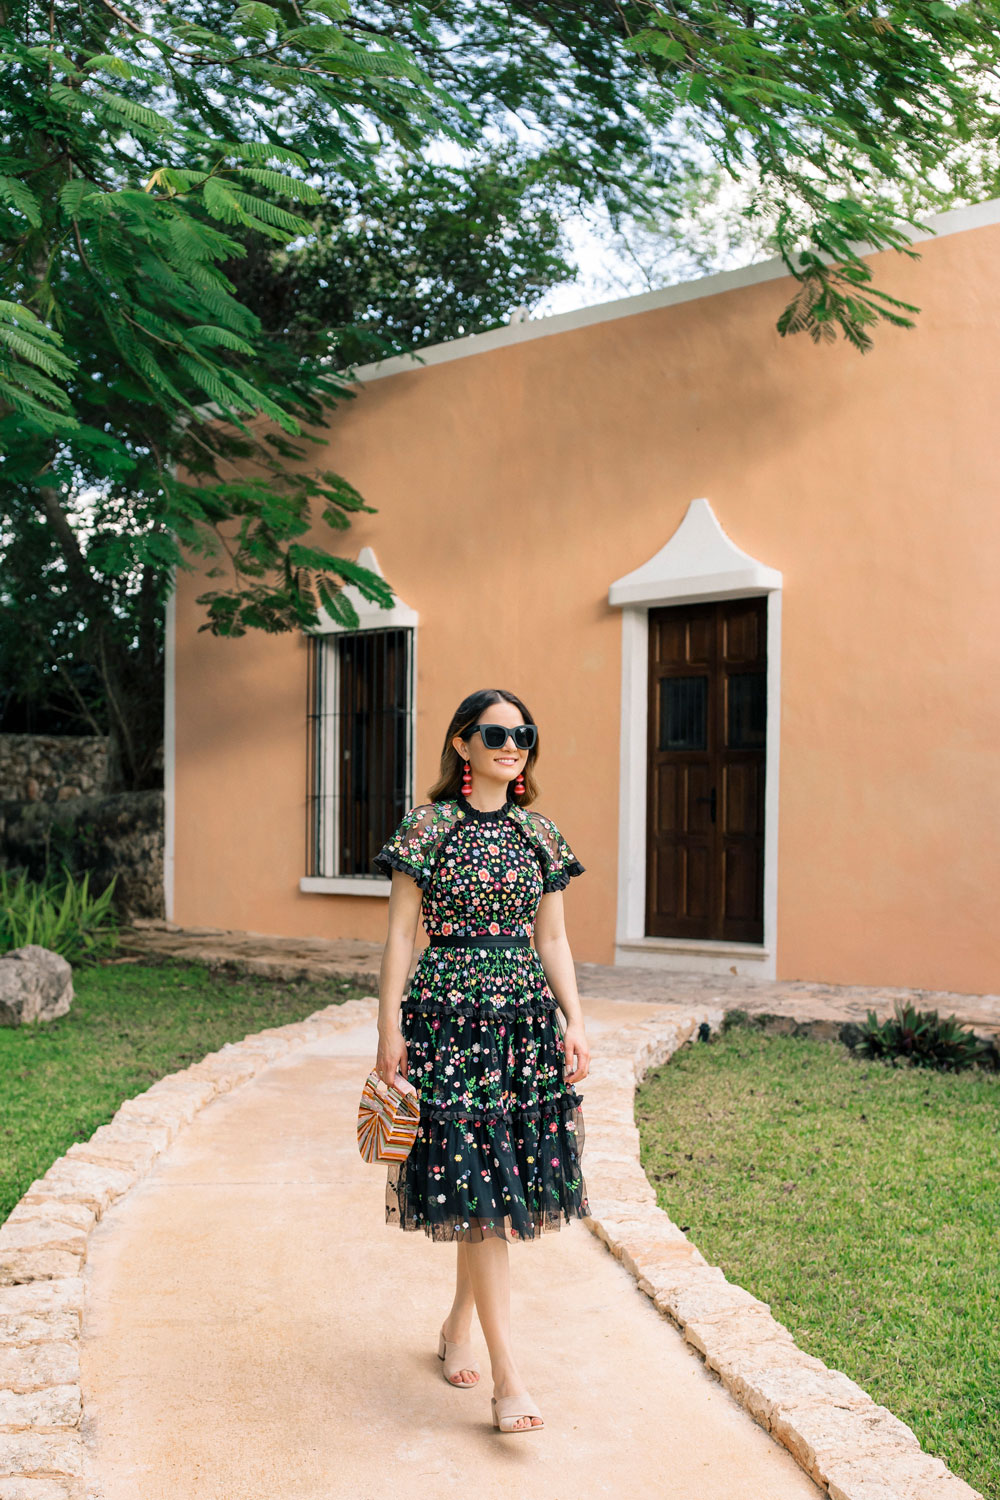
514, 771, 525, 796
461, 759, 472, 795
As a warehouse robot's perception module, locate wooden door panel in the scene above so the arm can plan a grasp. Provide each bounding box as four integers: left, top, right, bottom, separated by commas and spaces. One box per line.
722, 845, 763, 929
721, 762, 763, 838
652, 762, 680, 835
722, 601, 763, 662
653, 614, 690, 667
684, 844, 711, 921
646, 598, 766, 942
687, 613, 714, 664
684, 763, 714, 836
652, 846, 708, 929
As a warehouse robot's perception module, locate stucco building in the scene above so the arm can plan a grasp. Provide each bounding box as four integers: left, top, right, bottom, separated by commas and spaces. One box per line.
166, 198, 1000, 995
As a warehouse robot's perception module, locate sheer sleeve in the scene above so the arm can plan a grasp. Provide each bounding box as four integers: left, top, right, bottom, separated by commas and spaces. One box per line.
373, 803, 452, 889
530, 813, 586, 893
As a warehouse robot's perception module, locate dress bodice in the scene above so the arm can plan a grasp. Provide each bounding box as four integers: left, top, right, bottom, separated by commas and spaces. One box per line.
373, 794, 584, 940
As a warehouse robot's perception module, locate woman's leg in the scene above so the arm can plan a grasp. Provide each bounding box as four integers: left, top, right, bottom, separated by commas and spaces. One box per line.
441, 1241, 479, 1385
464, 1235, 542, 1429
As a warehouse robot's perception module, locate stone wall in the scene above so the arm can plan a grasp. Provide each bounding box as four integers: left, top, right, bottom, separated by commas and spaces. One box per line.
0, 734, 110, 803
0, 791, 164, 921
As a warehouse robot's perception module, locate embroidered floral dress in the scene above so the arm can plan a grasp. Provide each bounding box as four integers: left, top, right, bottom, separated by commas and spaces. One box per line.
373, 791, 590, 1243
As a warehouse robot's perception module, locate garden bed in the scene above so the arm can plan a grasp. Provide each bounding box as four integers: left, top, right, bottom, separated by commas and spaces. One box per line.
635, 1024, 1000, 1499
0, 958, 370, 1222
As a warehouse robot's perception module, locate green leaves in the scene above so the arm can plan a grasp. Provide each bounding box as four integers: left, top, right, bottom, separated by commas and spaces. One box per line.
0, 174, 42, 228
83, 54, 160, 85
850, 1002, 991, 1072
232, 3, 285, 39
0, 303, 78, 433
0, 868, 119, 966
0, 3, 463, 441
95, 89, 174, 135
4, 0, 1000, 795
239, 168, 323, 204
611, 0, 1000, 345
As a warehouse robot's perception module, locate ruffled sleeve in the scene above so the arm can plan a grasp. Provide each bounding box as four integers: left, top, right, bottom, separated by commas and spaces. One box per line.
530, 812, 586, 894
372, 803, 451, 890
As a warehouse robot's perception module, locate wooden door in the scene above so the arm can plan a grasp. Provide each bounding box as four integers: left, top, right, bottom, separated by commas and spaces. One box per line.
646, 599, 766, 942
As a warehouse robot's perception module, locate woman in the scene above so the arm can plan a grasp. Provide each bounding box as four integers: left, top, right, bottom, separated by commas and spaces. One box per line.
372, 687, 592, 1435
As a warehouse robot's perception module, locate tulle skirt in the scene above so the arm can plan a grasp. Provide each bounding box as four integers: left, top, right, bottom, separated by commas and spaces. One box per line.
384, 947, 590, 1243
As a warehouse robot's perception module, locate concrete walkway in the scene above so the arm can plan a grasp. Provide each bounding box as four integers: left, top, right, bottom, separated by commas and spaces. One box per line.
80, 1001, 822, 1500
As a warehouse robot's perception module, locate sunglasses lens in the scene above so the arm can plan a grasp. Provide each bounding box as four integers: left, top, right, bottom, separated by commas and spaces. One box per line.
475, 724, 536, 750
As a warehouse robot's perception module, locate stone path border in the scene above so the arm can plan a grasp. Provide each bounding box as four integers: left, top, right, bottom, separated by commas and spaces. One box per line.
0, 998, 984, 1500
0, 997, 376, 1500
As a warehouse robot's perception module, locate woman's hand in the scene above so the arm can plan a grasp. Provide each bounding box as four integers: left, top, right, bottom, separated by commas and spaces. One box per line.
561, 1023, 590, 1085
375, 1025, 408, 1087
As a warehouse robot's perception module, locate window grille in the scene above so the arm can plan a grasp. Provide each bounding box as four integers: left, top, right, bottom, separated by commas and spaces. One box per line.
306, 627, 414, 879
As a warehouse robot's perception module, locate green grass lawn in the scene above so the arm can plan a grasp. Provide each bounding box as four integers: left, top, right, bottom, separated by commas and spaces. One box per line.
635, 1025, 1000, 1500
0, 958, 371, 1223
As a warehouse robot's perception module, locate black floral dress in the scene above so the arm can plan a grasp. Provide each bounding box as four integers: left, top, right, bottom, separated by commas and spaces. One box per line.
373, 791, 590, 1243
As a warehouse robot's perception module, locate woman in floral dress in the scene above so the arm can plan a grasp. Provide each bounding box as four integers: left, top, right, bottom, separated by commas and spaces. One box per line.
373, 687, 591, 1434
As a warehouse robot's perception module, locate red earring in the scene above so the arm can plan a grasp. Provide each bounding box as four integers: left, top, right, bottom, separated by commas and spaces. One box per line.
461, 759, 472, 795
514, 771, 525, 796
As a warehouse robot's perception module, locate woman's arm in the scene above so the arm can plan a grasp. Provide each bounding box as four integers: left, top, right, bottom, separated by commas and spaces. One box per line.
374, 870, 423, 1085
533, 890, 590, 1084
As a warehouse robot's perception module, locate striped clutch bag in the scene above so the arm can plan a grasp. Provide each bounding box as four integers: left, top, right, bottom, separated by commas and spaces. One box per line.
357, 1068, 421, 1163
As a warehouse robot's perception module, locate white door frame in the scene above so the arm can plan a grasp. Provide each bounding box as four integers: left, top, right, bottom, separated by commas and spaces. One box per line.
609, 499, 783, 978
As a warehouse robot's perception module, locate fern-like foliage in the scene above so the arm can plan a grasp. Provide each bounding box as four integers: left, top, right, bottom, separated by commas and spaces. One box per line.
4, 0, 1000, 784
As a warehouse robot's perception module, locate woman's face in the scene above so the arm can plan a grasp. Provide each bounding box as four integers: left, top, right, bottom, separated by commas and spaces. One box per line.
452, 699, 532, 793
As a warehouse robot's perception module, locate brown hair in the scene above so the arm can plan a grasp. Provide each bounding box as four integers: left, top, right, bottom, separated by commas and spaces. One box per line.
428, 688, 540, 807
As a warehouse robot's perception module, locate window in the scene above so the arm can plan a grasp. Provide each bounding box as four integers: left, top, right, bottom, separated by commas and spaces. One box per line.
306, 627, 415, 881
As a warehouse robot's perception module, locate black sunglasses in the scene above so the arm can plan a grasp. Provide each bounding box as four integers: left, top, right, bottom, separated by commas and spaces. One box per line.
467, 723, 537, 751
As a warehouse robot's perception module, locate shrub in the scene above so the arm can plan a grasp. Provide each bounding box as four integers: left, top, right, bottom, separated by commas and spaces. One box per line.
849, 1000, 989, 1072
0, 867, 119, 966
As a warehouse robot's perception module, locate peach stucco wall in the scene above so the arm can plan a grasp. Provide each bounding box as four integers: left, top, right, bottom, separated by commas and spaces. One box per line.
172, 218, 1000, 992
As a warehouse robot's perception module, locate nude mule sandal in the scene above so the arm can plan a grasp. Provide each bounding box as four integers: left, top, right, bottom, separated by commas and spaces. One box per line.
491, 1393, 544, 1433
437, 1327, 480, 1386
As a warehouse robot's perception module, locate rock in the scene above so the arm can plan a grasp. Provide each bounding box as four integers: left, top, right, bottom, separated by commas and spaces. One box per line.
0, 1308, 79, 1346
5, 1203, 95, 1235
0, 1343, 80, 1393
32, 1160, 135, 1217
0, 1281, 85, 1319
0, 949, 73, 1028
0, 1476, 87, 1499
0, 1222, 87, 1258
0, 1430, 86, 1478
0, 1385, 80, 1430
0, 734, 108, 805
0, 1250, 84, 1289
63, 1136, 159, 1175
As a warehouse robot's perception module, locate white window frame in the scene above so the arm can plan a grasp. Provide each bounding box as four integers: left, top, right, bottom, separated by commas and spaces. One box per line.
608, 498, 783, 977
300, 548, 418, 897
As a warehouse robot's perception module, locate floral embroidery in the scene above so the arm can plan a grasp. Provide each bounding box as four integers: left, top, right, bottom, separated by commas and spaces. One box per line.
374, 793, 589, 1242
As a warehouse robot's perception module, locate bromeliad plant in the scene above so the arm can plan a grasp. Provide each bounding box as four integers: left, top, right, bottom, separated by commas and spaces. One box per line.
850, 1001, 990, 1073
0, 867, 119, 966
